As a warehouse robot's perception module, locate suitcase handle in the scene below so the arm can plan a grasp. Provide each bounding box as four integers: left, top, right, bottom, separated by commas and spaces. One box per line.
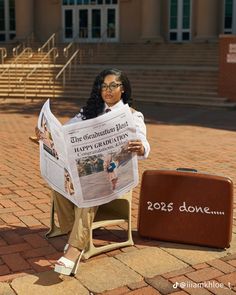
176, 167, 198, 173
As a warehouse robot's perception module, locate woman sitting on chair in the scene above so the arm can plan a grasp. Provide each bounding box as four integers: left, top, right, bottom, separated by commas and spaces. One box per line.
36, 68, 150, 276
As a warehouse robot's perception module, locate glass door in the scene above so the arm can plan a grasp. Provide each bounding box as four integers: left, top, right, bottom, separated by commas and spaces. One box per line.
77, 6, 118, 41
224, 0, 236, 34
169, 0, 192, 42
62, 0, 118, 42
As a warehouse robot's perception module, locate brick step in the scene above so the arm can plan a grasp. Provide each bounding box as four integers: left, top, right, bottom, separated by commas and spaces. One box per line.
0, 88, 220, 100
3, 93, 232, 109
55, 74, 219, 81
134, 98, 236, 108
41, 83, 218, 92
69, 77, 218, 86
56, 91, 223, 101
41, 89, 224, 101
2, 42, 220, 67
133, 91, 226, 101
54, 94, 233, 109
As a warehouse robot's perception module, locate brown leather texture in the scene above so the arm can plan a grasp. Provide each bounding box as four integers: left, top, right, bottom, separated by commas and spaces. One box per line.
138, 169, 233, 249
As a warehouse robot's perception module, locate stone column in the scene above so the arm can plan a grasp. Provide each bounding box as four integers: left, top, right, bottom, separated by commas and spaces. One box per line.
194, 0, 218, 42
15, 0, 34, 40
141, 0, 163, 42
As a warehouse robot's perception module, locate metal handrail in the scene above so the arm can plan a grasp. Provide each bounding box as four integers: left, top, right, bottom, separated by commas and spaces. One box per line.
0, 47, 7, 64
1, 47, 33, 76
63, 42, 75, 58
56, 49, 79, 82
38, 33, 56, 53
0, 47, 33, 93
50, 49, 79, 98
24, 47, 58, 80
13, 43, 24, 57
0, 47, 33, 92
54, 49, 79, 87
13, 31, 35, 57
21, 47, 59, 100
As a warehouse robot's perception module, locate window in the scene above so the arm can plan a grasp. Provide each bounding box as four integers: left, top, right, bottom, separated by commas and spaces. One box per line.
107, 8, 115, 37
224, 0, 233, 32
169, 0, 191, 42
182, 0, 190, 29
170, 0, 178, 29
79, 9, 88, 37
65, 10, 73, 38
62, 0, 118, 42
9, 0, 15, 30
92, 9, 101, 38
0, 0, 15, 41
63, 0, 116, 5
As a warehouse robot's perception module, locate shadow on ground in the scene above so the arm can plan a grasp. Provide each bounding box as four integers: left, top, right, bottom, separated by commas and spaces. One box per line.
1, 98, 236, 131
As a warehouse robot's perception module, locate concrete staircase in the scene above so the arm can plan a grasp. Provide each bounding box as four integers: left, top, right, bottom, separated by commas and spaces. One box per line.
77, 43, 219, 66
0, 44, 63, 100
55, 42, 236, 108
0, 42, 235, 108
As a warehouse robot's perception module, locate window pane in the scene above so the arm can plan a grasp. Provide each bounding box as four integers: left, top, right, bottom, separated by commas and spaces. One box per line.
183, 1, 190, 16
0, 33, 5, 41
182, 0, 190, 29
170, 0, 177, 29
182, 32, 190, 40
183, 17, 189, 29
65, 10, 73, 38
10, 32, 15, 39
77, 0, 83, 4
224, 0, 233, 29
9, 0, 15, 31
170, 32, 177, 41
79, 9, 88, 37
107, 8, 115, 37
0, 0, 5, 30
92, 9, 101, 38
170, 17, 177, 29
225, 17, 232, 29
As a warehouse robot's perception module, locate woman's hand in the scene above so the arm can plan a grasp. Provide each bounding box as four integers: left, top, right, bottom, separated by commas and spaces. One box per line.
35, 126, 43, 141
128, 139, 145, 156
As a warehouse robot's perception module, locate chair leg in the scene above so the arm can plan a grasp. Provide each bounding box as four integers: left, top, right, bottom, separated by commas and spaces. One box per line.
128, 201, 134, 245
83, 198, 134, 259
45, 199, 63, 239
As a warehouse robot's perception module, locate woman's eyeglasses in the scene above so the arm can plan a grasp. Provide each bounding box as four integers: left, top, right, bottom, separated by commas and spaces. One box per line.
101, 82, 123, 92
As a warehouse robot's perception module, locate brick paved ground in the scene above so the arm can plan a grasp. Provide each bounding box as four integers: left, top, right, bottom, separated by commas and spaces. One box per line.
0, 99, 236, 294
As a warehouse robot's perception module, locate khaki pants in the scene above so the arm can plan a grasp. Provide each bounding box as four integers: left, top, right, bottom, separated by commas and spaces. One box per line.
52, 190, 98, 250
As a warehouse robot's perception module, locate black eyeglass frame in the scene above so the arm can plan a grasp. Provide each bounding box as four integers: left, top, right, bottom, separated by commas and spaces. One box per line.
101, 82, 123, 92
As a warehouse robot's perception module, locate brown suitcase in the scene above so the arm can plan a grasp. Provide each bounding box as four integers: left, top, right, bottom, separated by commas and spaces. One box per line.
138, 169, 234, 248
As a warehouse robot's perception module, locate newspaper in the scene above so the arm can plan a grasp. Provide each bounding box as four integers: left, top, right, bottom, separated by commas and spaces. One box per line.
38, 99, 139, 208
